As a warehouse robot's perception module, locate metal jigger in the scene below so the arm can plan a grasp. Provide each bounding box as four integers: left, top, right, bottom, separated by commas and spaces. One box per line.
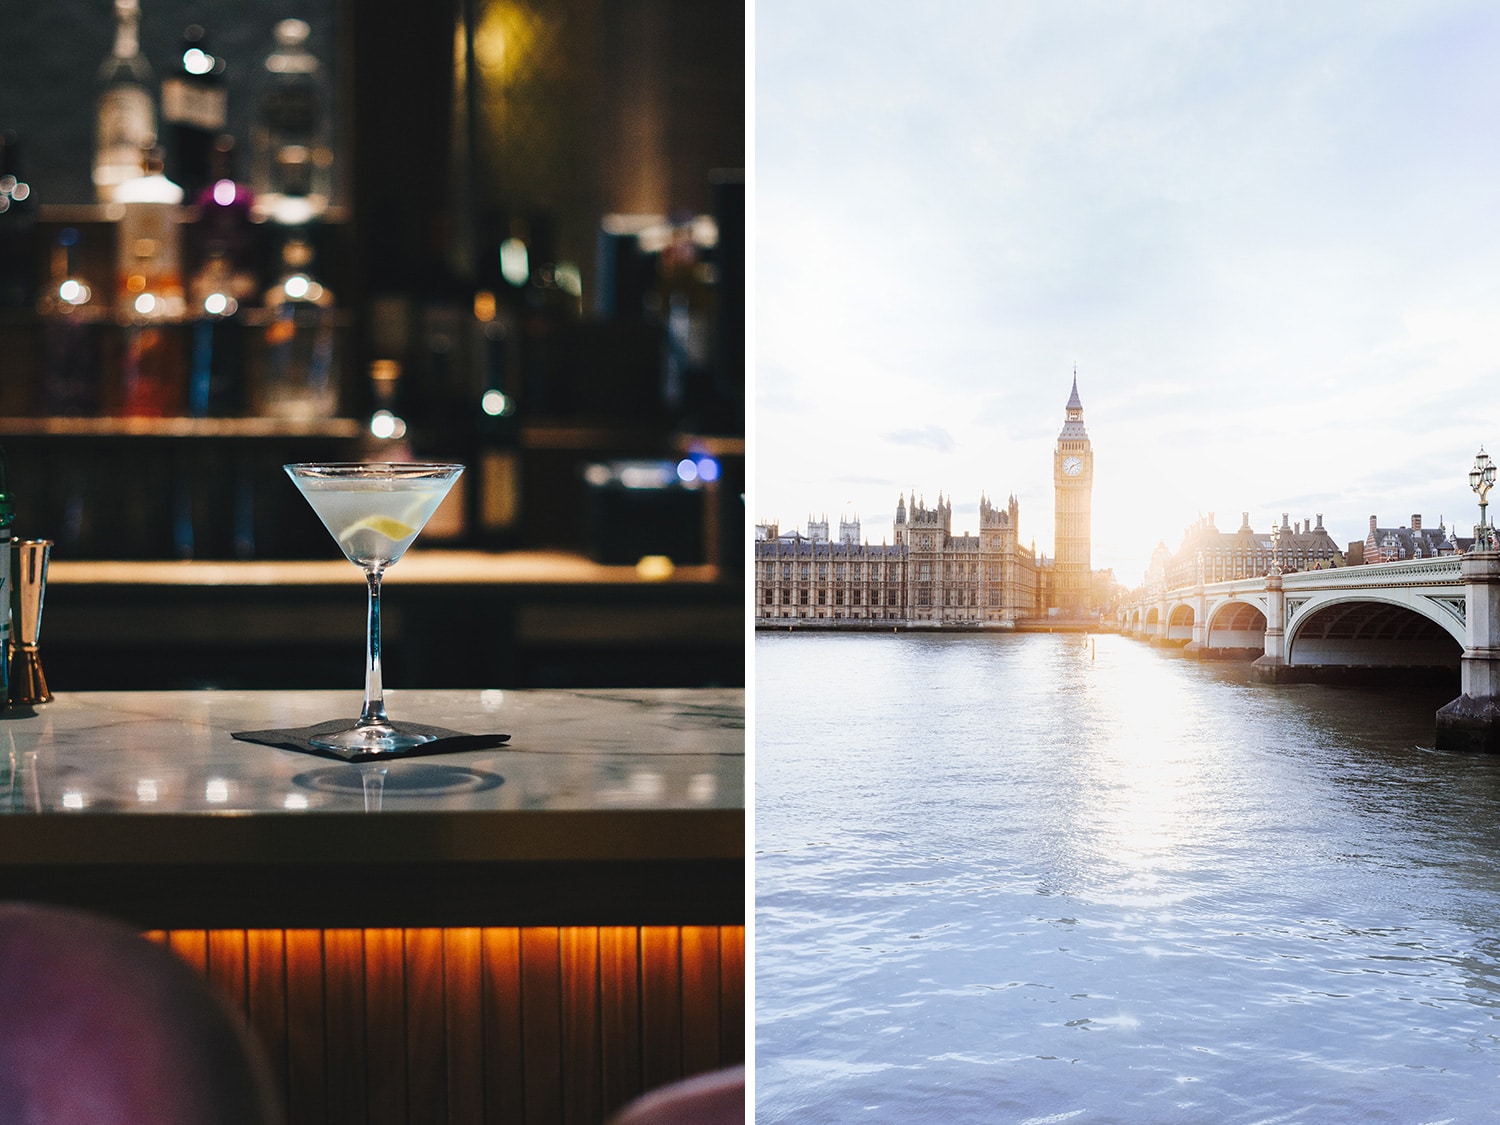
9, 539, 52, 705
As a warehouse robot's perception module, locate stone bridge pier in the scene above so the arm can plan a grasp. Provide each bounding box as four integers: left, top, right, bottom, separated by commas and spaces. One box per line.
1248, 573, 1290, 682
1436, 551, 1500, 752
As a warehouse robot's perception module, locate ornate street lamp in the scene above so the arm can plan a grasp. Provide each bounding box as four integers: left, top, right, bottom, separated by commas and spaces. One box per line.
1470, 446, 1496, 550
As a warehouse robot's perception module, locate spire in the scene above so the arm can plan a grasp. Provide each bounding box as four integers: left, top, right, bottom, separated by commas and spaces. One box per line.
1058, 372, 1088, 440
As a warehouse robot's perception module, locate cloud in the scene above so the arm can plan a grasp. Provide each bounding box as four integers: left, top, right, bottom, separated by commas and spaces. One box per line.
882, 426, 956, 453
756, 0, 1500, 587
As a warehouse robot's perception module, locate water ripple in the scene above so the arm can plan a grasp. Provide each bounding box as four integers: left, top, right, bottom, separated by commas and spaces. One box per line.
756, 633, 1500, 1123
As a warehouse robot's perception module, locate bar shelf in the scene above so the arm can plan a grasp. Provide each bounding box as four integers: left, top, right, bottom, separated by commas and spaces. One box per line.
0, 416, 364, 438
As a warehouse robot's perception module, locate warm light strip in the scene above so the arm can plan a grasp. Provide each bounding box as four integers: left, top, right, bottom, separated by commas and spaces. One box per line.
145, 925, 744, 1124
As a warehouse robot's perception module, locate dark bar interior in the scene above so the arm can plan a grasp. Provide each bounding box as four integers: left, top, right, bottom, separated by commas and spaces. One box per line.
0, 0, 744, 691
0, 2, 745, 1121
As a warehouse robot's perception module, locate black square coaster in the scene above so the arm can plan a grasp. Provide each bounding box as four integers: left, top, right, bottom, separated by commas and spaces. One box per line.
231, 720, 511, 763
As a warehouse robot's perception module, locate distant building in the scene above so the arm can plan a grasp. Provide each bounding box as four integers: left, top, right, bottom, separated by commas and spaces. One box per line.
1362, 514, 1467, 563
753, 493, 1048, 626
754, 381, 1095, 626
1146, 511, 1343, 590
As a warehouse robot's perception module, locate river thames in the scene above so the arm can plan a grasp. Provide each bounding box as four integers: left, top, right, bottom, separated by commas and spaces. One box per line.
755, 630, 1500, 1123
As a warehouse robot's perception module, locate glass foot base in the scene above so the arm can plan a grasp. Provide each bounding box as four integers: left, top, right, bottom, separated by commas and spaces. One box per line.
309, 723, 440, 756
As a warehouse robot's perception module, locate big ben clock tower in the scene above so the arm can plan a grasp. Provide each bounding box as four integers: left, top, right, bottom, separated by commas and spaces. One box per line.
1053, 374, 1094, 616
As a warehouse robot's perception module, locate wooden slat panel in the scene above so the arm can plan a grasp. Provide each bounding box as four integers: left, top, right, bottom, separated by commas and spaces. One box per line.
639, 927, 683, 1093
246, 930, 290, 1120
207, 929, 249, 1021
719, 926, 746, 1065
443, 928, 485, 1125
560, 927, 601, 1125
152, 923, 744, 1124
680, 926, 721, 1077
364, 928, 409, 1125
481, 928, 525, 1124
285, 929, 327, 1125
405, 928, 448, 1124
324, 929, 367, 1123
598, 926, 642, 1116
520, 927, 564, 1124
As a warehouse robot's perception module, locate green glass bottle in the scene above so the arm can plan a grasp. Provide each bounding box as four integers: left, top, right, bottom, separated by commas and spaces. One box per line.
1, 443, 13, 706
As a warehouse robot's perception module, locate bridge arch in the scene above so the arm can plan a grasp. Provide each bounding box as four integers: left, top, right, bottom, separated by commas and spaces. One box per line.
1286, 595, 1462, 669
1166, 603, 1194, 644
1205, 600, 1266, 652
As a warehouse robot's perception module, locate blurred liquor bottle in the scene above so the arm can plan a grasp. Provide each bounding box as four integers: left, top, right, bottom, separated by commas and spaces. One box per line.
38, 228, 105, 416
94, 0, 156, 202
0, 131, 37, 313
253, 233, 337, 418
251, 19, 334, 225
186, 139, 256, 417
114, 148, 186, 417
160, 24, 227, 201
186, 248, 245, 417
469, 288, 522, 548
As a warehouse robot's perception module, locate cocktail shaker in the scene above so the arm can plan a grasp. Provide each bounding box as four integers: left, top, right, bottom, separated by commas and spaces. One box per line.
9, 539, 51, 705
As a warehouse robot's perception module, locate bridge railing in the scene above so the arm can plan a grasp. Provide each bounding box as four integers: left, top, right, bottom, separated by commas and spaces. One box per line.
1122, 556, 1466, 627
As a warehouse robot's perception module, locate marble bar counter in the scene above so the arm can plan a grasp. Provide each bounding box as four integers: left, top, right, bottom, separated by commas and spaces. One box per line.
0, 688, 745, 930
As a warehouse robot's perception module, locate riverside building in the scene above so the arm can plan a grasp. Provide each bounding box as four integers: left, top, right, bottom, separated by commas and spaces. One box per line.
755, 380, 1094, 627
1361, 514, 1466, 563
1143, 511, 1345, 591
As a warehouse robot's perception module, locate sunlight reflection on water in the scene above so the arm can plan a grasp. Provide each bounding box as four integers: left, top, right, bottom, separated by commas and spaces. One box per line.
755, 631, 1500, 1124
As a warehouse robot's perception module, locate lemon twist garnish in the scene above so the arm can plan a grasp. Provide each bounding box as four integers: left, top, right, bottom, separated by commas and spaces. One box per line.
340, 515, 417, 541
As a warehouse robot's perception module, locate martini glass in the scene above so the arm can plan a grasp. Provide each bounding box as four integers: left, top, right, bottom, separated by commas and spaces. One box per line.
285, 462, 463, 754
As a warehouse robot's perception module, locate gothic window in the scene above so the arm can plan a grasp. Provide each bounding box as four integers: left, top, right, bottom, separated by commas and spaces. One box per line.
835, 590, 844, 605
781, 564, 791, 579
917, 590, 931, 606
799, 564, 809, 580
817, 564, 827, 579
888, 591, 899, 606
800, 590, 809, 605
818, 591, 827, 605
764, 589, 773, 604
853, 590, 862, 605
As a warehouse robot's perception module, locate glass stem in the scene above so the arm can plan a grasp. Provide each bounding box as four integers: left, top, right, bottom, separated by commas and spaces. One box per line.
358, 566, 390, 728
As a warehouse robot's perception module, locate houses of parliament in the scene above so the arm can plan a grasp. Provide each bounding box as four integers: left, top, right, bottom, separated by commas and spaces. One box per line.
754, 380, 1096, 626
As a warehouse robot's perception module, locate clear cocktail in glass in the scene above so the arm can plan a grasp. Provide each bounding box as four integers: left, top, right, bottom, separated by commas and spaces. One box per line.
285, 461, 463, 754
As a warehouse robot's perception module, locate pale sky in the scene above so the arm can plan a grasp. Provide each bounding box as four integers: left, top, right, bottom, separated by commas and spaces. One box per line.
752, 1, 1500, 586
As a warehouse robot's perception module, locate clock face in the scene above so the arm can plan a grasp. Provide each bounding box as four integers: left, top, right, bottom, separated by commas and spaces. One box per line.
1062, 455, 1083, 477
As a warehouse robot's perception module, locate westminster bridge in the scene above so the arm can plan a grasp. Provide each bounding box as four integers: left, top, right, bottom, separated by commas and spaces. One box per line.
1118, 553, 1500, 752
